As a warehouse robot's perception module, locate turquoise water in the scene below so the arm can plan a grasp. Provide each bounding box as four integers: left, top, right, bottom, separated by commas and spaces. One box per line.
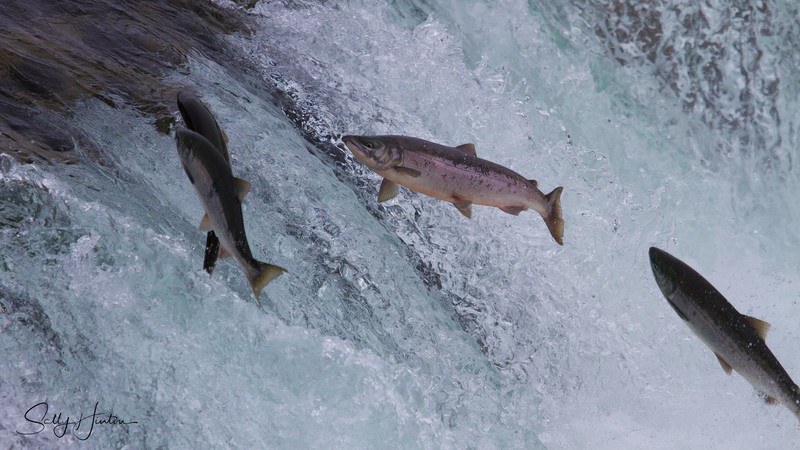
2, 0, 800, 447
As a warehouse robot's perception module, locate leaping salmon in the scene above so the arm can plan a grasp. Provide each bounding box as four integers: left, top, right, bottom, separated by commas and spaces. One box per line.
649, 246, 800, 421
175, 127, 285, 300
342, 134, 564, 244
177, 90, 230, 275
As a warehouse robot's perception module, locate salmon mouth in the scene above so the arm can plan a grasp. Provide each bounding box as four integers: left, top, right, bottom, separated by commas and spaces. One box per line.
174, 128, 194, 158
342, 135, 370, 161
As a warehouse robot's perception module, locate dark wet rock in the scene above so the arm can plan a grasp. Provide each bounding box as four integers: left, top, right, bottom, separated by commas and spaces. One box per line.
0, 0, 252, 163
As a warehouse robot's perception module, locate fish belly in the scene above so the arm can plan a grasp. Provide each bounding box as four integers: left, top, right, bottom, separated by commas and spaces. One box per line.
385, 165, 536, 210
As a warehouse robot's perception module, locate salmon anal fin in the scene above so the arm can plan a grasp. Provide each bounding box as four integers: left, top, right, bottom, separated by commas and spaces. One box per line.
218, 245, 233, 259
395, 166, 421, 178
743, 314, 771, 340
378, 178, 399, 202
455, 143, 476, 157
500, 205, 525, 216
715, 353, 733, 375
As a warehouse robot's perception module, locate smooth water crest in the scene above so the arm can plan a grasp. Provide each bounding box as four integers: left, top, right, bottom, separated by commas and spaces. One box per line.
1, 0, 800, 448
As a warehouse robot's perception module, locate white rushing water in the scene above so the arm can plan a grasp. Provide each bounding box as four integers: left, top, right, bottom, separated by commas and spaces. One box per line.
2, 0, 800, 448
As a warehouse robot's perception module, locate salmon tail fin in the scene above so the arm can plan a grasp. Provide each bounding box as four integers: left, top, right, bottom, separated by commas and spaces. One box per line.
543, 186, 564, 245
248, 262, 286, 300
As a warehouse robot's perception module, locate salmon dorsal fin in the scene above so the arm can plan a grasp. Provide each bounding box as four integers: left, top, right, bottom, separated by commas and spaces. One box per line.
715, 353, 733, 375
455, 143, 476, 157
233, 177, 252, 202
199, 213, 212, 232
378, 178, 399, 202
743, 314, 771, 340
758, 392, 779, 405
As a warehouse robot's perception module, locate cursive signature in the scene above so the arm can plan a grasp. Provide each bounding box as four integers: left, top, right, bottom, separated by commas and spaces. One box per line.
17, 401, 138, 440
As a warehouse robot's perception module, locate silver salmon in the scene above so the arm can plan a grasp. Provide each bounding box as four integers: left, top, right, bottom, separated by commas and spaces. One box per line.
175, 127, 285, 300
177, 90, 230, 274
649, 246, 800, 421
342, 135, 564, 245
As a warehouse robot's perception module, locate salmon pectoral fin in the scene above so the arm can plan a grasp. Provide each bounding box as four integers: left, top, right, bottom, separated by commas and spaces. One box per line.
715, 353, 733, 375
743, 314, 771, 340
395, 166, 421, 177
455, 143, 476, 157
543, 186, 564, 245
452, 197, 472, 219
199, 213, 213, 232
378, 178, 400, 202
499, 205, 525, 216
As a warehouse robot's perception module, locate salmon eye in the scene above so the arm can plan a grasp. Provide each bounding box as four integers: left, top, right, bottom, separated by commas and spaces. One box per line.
365, 142, 374, 149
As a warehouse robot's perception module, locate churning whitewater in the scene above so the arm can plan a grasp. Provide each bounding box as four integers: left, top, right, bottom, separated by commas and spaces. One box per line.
2, 0, 800, 448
